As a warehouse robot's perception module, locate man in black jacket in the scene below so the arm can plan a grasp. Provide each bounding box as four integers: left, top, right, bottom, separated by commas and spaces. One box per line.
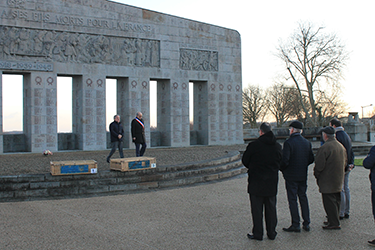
131, 112, 146, 157
330, 118, 354, 219
106, 115, 124, 163
363, 145, 375, 246
242, 122, 282, 241
281, 121, 314, 233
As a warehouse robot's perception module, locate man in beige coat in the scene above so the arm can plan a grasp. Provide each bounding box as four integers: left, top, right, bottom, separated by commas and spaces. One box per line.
314, 126, 347, 230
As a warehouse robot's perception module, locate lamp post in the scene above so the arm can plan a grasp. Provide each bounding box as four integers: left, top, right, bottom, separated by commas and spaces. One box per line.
361, 104, 373, 119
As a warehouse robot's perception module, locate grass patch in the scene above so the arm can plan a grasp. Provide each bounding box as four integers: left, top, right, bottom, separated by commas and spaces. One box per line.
354, 158, 364, 166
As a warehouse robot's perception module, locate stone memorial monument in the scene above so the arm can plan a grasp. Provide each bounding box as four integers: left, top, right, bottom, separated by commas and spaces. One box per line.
0, 0, 242, 153
345, 112, 367, 142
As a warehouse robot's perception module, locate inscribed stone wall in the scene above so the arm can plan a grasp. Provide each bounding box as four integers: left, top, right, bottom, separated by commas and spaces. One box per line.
0, 0, 242, 153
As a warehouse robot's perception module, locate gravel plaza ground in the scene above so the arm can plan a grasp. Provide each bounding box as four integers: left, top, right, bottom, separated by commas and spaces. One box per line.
1, 159, 375, 249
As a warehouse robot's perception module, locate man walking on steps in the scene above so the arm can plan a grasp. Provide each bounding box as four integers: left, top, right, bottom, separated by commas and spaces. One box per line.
106, 115, 124, 163
131, 112, 147, 157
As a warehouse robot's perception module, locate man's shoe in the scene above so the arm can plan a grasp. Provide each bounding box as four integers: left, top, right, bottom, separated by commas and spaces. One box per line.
268, 235, 276, 240
302, 225, 310, 232
247, 233, 262, 241
323, 221, 329, 225
340, 214, 349, 219
322, 225, 341, 230
267, 232, 277, 240
282, 226, 301, 233
106, 158, 110, 163
368, 239, 375, 246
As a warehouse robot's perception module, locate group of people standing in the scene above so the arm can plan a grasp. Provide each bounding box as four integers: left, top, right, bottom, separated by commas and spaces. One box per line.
242, 119, 355, 241
106, 112, 147, 163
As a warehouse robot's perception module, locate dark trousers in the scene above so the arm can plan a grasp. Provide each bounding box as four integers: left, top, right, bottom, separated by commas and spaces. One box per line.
249, 194, 277, 239
107, 141, 124, 160
371, 190, 375, 219
285, 180, 310, 227
135, 142, 147, 157
322, 193, 341, 227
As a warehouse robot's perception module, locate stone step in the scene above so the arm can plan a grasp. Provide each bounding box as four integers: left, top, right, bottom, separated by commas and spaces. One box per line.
0, 151, 245, 202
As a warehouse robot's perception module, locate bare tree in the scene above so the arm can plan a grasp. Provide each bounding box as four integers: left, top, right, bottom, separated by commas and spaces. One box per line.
277, 22, 349, 126
242, 85, 268, 128
315, 83, 348, 126
266, 82, 296, 127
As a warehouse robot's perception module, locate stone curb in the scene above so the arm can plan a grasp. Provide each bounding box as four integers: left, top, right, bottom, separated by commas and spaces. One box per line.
0, 151, 245, 202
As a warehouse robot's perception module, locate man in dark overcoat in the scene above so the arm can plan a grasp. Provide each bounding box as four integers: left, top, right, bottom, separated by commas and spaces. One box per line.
242, 122, 282, 241
363, 145, 375, 246
281, 121, 314, 232
106, 114, 124, 163
131, 111, 146, 157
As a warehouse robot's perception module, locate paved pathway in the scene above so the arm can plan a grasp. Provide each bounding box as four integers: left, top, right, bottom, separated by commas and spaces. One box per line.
1, 165, 375, 249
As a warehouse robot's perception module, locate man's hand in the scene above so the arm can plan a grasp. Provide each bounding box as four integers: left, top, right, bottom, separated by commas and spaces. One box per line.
348, 164, 354, 171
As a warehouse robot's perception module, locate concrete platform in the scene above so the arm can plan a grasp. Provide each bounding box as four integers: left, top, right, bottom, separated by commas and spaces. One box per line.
1, 165, 374, 249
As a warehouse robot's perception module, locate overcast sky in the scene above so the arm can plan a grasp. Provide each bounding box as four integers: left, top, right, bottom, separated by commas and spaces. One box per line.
113, 0, 375, 116
3, 0, 375, 132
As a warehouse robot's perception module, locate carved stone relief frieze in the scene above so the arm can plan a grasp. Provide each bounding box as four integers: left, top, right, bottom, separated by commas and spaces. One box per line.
7, 0, 25, 9
179, 48, 218, 71
0, 25, 160, 67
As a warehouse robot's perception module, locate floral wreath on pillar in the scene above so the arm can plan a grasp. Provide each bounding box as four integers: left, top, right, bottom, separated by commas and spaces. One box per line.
97, 79, 103, 87
47, 77, 54, 85
86, 78, 93, 87
131, 80, 137, 88
210, 84, 216, 91
173, 82, 178, 90
142, 81, 148, 89
35, 76, 42, 85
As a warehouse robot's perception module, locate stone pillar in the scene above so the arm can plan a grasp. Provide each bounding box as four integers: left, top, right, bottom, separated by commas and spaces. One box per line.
207, 81, 243, 145
0, 71, 3, 154
369, 132, 375, 143
157, 79, 171, 146
345, 112, 367, 142
170, 80, 190, 147
231, 82, 243, 144
208, 82, 218, 144
117, 77, 130, 148
348, 112, 360, 123
23, 73, 58, 153
194, 82, 209, 145
72, 76, 83, 150
128, 77, 150, 149
73, 75, 106, 151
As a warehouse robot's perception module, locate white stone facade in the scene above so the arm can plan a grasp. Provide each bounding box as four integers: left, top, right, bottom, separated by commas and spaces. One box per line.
0, 0, 242, 153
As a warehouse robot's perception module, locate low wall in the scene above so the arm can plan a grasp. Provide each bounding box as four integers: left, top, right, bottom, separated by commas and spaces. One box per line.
151, 131, 205, 146
3, 134, 28, 153
58, 133, 78, 151
3, 131, 211, 153
0, 151, 245, 202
